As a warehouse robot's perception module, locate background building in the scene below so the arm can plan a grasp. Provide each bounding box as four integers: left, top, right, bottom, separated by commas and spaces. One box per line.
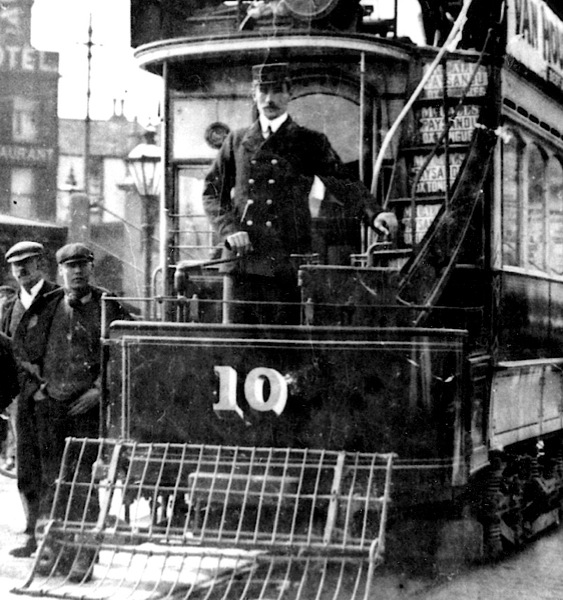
0, 0, 64, 285
0, 0, 160, 301
57, 104, 154, 299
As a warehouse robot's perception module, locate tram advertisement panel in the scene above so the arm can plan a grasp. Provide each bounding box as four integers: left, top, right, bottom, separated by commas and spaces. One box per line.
421, 61, 488, 99
106, 323, 466, 462
507, 0, 563, 91
414, 104, 480, 145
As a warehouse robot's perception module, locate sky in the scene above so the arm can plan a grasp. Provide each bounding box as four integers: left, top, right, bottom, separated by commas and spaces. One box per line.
31, 0, 162, 126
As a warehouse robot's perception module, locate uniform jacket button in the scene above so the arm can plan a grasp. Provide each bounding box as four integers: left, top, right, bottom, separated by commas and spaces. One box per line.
271, 159, 278, 165
248, 178, 255, 185
266, 199, 273, 205
265, 221, 272, 228
246, 220, 253, 226
268, 179, 275, 184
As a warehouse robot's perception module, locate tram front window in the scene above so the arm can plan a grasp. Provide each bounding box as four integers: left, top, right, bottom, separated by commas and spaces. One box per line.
291, 93, 368, 264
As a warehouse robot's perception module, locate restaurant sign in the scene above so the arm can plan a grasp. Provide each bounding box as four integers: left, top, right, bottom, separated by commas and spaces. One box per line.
0, 145, 55, 164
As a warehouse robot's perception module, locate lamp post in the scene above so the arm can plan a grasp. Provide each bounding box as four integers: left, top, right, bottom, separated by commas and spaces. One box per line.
126, 127, 162, 317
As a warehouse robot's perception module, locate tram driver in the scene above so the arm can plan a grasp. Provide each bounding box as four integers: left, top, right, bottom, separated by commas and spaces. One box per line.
203, 61, 397, 325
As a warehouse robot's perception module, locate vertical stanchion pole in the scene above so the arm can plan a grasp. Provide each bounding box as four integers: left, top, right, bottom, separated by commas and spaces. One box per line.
222, 275, 233, 324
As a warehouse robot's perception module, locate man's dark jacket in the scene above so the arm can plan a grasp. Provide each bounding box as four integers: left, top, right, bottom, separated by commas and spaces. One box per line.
0, 331, 18, 411
1, 280, 59, 336
12, 286, 131, 403
203, 116, 381, 277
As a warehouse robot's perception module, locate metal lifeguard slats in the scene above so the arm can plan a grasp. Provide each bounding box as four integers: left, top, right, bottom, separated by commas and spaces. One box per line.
14, 439, 395, 600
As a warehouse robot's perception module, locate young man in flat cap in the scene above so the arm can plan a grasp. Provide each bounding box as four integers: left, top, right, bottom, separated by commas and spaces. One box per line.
13, 243, 130, 580
203, 62, 398, 324
1, 241, 59, 558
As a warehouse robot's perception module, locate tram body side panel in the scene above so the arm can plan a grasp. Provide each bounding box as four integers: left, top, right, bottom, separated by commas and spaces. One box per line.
490, 359, 563, 450
104, 322, 470, 506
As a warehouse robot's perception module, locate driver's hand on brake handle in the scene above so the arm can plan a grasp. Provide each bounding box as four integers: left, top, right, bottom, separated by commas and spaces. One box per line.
225, 231, 253, 255
372, 211, 398, 239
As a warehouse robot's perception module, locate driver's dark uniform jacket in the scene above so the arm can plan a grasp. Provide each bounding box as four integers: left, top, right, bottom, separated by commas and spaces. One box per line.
202, 115, 382, 280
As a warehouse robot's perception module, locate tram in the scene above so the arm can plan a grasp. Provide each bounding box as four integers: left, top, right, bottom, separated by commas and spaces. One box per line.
17, 1, 563, 598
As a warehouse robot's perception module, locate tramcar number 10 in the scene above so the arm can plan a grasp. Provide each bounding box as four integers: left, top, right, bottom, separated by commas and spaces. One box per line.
213, 366, 288, 417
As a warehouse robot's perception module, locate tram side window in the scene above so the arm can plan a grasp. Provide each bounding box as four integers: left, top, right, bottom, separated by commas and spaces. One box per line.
547, 158, 563, 276
502, 131, 563, 277
526, 144, 547, 272
501, 134, 521, 267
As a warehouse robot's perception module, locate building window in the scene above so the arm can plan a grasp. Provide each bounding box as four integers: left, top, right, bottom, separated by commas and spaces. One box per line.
12, 97, 40, 143
11, 168, 35, 219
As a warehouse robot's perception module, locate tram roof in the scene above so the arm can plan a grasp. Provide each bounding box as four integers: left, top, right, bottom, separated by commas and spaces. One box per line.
134, 33, 417, 74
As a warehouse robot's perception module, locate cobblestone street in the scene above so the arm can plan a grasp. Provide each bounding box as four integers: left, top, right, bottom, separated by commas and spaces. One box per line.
413, 527, 563, 600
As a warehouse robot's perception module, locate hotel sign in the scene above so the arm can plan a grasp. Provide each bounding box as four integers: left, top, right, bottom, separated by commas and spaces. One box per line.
0, 45, 58, 73
507, 0, 563, 90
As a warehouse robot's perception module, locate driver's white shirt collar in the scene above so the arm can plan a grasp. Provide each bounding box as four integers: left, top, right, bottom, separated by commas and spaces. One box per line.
259, 113, 288, 136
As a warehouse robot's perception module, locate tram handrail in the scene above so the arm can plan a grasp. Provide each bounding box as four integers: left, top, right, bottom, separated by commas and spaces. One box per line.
370, 0, 474, 203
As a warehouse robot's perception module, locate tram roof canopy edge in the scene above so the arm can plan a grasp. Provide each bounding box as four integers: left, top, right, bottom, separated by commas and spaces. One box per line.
133, 34, 415, 74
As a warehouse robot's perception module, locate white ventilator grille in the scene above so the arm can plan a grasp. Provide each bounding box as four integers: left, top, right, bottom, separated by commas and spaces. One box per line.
13, 439, 395, 600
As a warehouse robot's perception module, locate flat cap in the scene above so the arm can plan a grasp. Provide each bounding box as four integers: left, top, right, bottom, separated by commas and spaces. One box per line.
56, 242, 94, 265
252, 62, 291, 85
5, 241, 44, 263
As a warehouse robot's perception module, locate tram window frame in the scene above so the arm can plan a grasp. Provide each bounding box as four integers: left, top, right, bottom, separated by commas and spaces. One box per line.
174, 162, 217, 263
526, 143, 547, 273
501, 130, 522, 268
546, 157, 563, 276
500, 126, 563, 280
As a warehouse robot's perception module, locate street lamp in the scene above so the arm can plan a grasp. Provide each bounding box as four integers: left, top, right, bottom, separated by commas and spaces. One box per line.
126, 126, 162, 316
